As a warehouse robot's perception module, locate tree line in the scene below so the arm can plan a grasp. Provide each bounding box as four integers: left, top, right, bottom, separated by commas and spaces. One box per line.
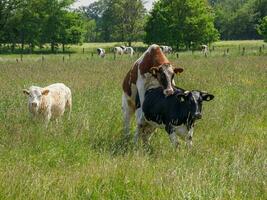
0, 0, 85, 53
0, 0, 266, 53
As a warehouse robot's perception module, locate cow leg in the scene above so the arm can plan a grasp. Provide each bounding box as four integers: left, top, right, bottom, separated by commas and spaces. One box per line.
135, 120, 154, 146
186, 127, 194, 147
134, 107, 143, 144
122, 93, 134, 136
44, 111, 51, 128
166, 125, 179, 148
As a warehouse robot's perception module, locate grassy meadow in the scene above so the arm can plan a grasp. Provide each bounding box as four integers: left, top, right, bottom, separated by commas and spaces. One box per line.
0, 41, 266, 199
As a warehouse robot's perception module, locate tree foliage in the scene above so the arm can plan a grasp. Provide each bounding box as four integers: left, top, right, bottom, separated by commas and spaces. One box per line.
211, 0, 267, 40
144, 0, 219, 49
0, 0, 86, 52
257, 16, 267, 41
81, 0, 146, 45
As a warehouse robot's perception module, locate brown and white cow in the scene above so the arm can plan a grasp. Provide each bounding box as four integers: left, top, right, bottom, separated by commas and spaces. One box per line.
122, 44, 184, 136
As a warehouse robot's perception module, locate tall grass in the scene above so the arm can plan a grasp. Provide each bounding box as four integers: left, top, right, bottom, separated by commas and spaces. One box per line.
0, 42, 266, 199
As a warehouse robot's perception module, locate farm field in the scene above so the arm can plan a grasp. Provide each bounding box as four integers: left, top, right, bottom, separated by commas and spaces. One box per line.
0, 41, 266, 199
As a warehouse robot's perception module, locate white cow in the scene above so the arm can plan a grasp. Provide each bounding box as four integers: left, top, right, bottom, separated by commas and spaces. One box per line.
97, 48, 105, 58
23, 83, 72, 126
160, 45, 172, 54
201, 45, 208, 55
123, 47, 134, 57
114, 47, 124, 55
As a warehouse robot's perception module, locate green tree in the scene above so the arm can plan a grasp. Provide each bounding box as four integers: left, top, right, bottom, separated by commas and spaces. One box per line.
58, 11, 86, 52
81, 0, 146, 44
257, 16, 267, 41
145, 0, 219, 49
212, 0, 267, 40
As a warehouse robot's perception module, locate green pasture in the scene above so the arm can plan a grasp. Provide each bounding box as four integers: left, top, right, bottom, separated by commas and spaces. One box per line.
0, 41, 266, 199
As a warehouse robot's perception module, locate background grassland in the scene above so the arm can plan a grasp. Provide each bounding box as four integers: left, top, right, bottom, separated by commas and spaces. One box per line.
0, 41, 266, 199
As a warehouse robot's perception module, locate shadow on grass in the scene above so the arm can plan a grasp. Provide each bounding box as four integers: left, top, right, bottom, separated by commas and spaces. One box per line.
88, 131, 156, 157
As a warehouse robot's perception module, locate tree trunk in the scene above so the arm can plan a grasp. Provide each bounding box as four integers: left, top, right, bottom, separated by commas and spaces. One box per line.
11, 42, 15, 53
21, 42, 24, 54
128, 40, 131, 47
51, 41, 54, 53
30, 43, 34, 53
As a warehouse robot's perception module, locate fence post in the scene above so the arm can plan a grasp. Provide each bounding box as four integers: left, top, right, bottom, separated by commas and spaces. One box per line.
212, 46, 215, 51
42, 55, 44, 62
113, 52, 116, 60
91, 52, 93, 58
176, 53, 179, 58
83, 48, 85, 54
259, 47, 262, 55
226, 48, 229, 55
69, 53, 71, 60
63, 56, 65, 62
20, 54, 23, 61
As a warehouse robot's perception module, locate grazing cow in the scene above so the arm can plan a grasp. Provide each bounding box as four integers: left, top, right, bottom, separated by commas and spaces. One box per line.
123, 47, 135, 57
23, 83, 72, 127
160, 45, 172, 54
120, 45, 126, 51
201, 45, 208, 55
114, 47, 124, 55
122, 44, 184, 136
135, 86, 214, 147
97, 48, 105, 58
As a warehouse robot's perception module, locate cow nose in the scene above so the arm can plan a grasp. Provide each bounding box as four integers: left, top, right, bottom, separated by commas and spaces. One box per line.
32, 102, 37, 107
164, 88, 174, 96
195, 112, 202, 119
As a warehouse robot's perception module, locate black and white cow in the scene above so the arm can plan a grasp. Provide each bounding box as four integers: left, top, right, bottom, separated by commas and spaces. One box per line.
160, 45, 172, 54
97, 48, 105, 57
135, 86, 214, 148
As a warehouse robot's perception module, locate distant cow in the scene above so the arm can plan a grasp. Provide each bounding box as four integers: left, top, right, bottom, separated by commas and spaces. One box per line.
23, 83, 72, 127
135, 86, 214, 147
120, 46, 134, 56
122, 44, 184, 136
160, 45, 172, 54
123, 47, 134, 57
97, 48, 105, 58
114, 47, 124, 55
201, 45, 208, 55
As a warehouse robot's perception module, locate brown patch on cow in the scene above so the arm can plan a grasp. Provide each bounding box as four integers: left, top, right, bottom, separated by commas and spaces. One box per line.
122, 45, 170, 96
122, 62, 138, 96
127, 99, 136, 112
139, 45, 170, 75
39, 96, 48, 114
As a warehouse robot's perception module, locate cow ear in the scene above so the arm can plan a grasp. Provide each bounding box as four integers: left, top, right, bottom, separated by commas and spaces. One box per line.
149, 67, 159, 76
41, 89, 49, 96
173, 67, 184, 74
23, 89, 29, 95
201, 92, 214, 101
176, 92, 189, 102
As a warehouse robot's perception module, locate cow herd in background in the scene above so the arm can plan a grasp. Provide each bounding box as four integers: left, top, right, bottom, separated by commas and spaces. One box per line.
23, 44, 214, 149
96, 45, 175, 58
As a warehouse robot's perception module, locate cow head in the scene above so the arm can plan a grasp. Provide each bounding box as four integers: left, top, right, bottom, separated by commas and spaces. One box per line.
149, 64, 183, 96
177, 90, 214, 120
23, 86, 49, 113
